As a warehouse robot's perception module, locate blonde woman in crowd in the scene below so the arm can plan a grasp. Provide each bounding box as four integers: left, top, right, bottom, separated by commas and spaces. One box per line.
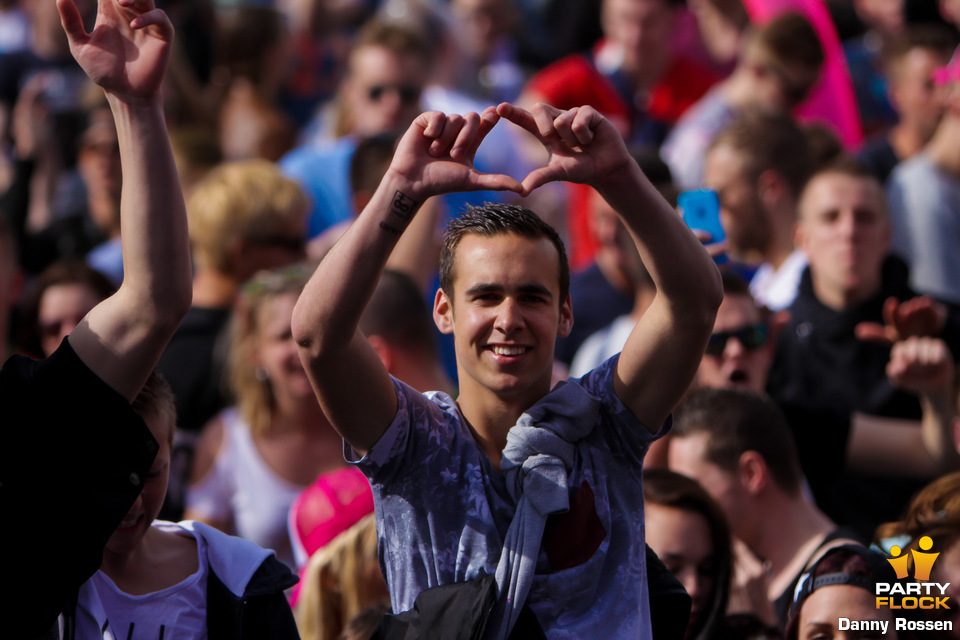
185, 264, 346, 568
296, 514, 391, 640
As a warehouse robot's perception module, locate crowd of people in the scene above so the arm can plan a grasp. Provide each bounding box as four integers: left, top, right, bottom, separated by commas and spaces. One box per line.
2, 0, 960, 638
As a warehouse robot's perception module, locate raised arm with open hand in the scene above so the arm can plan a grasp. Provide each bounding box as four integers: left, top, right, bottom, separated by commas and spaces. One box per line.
58, 0, 173, 101
293, 109, 520, 454
500, 101, 722, 430
58, 0, 191, 401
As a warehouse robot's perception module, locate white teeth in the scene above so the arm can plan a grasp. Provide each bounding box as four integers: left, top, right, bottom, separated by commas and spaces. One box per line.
492, 346, 524, 356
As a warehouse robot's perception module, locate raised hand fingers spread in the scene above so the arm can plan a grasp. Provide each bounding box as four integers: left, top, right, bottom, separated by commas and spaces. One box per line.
57, 0, 89, 46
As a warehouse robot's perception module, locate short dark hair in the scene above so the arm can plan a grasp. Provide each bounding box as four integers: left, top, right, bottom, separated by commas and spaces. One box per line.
19, 259, 116, 357
360, 269, 437, 357
439, 203, 570, 304
132, 370, 177, 447
752, 11, 825, 96
709, 111, 814, 198
673, 388, 804, 495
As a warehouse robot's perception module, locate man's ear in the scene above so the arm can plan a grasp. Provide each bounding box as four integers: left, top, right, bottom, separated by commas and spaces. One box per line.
558, 294, 574, 338
433, 288, 454, 334
738, 450, 769, 496
793, 219, 807, 253
756, 169, 785, 212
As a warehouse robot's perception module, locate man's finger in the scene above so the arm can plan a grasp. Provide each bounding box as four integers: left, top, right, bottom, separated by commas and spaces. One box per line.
496, 102, 539, 138
57, 0, 89, 45
451, 112, 480, 160
531, 102, 562, 140
854, 321, 896, 346
428, 114, 464, 157
552, 108, 583, 149
129, 8, 174, 39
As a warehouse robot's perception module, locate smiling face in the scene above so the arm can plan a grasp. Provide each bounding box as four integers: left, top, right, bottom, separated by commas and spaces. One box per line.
105, 411, 172, 556
434, 233, 572, 408
796, 171, 890, 310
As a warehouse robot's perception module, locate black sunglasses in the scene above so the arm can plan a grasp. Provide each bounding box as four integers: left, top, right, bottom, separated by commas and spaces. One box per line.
366, 84, 421, 105
704, 323, 768, 357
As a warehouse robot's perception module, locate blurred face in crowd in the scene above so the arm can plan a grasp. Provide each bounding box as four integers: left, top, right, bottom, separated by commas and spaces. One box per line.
796, 584, 897, 640
890, 47, 949, 140
452, 0, 516, 61
853, 0, 904, 39
254, 292, 314, 406
38, 283, 102, 357
344, 45, 427, 138
703, 143, 771, 260
796, 172, 890, 310
78, 109, 123, 233
645, 503, 717, 638
696, 294, 771, 394
602, 0, 678, 79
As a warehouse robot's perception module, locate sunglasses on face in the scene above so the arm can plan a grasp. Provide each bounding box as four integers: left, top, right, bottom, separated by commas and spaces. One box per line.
704, 323, 768, 357
366, 84, 421, 105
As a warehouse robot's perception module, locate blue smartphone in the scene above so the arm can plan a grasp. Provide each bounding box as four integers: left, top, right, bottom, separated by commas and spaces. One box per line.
677, 188, 726, 265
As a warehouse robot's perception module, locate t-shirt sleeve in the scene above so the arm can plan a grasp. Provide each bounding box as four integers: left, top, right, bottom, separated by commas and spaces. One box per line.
0, 338, 158, 635
574, 354, 671, 464
346, 378, 462, 486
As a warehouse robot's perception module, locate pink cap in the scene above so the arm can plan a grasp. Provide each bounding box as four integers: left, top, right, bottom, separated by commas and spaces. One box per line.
290, 467, 374, 565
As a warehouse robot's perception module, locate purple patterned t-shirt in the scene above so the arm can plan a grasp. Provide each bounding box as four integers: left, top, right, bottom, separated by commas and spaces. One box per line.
347, 355, 668, 639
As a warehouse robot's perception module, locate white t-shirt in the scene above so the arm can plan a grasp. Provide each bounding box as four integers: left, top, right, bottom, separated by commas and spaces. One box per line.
79, 527, 208, 639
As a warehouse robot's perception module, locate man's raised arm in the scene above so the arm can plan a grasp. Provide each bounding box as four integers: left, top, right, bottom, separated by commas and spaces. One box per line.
58, 0, 191, 402
292, 110, 521, 455
498, 103, 723, 430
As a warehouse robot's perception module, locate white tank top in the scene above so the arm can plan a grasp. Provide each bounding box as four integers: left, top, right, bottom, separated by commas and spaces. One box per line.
185, 407, 304, 568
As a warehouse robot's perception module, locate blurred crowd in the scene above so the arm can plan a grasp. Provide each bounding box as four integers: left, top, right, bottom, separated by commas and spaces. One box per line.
3, 0, 960, 638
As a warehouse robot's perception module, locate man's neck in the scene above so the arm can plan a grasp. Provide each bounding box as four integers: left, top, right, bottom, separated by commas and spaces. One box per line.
811, 275, 879, 312
763, 233, 796, 272
456, 385, 548, 471
887, 122, 928, 163
925, 116, 960, 179
752, 493, 835, 598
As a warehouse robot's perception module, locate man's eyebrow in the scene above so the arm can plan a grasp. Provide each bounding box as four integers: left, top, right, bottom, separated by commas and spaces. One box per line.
463, 282, 554, 298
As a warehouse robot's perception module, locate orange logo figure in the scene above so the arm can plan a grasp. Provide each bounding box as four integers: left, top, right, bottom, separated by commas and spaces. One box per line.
887, 545, 910, 580
912, 536, 939, 581
887, 536, 940, 581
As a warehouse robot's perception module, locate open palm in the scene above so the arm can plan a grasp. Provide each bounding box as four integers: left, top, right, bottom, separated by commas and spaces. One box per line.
58, 0, 173, 101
